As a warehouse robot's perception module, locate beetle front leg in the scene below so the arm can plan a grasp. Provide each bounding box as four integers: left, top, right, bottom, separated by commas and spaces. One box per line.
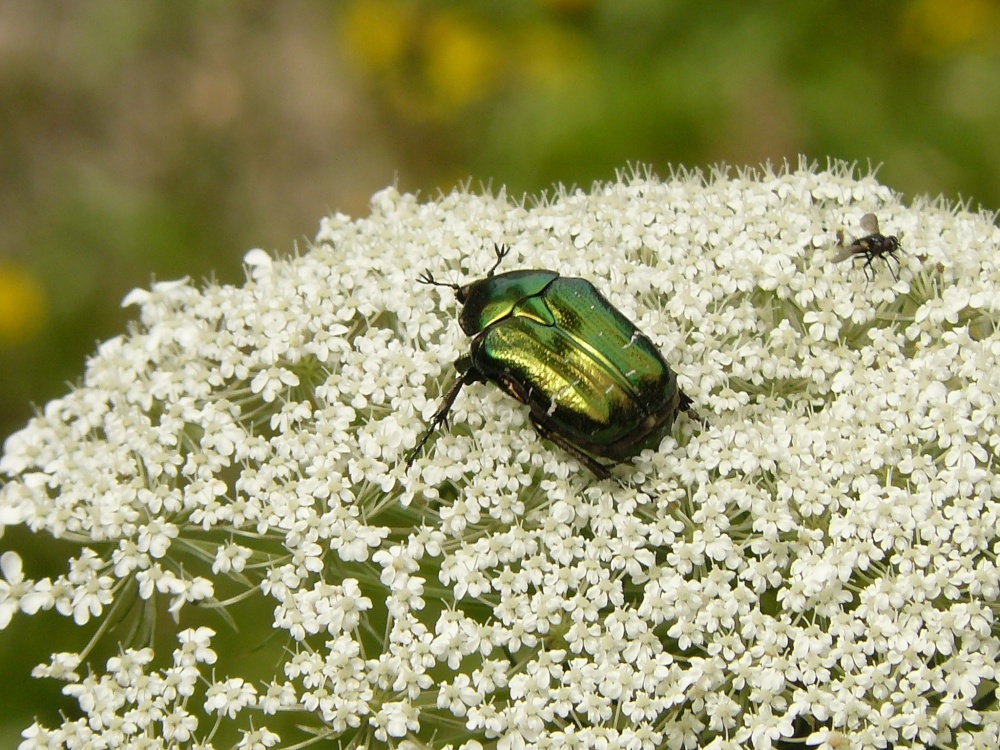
486, 242, 512, 277
529, 415, 612, 480
406, 362, 485, 466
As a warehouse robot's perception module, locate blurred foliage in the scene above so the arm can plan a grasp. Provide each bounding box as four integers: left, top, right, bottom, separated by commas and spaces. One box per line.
1, 0, 1000, 743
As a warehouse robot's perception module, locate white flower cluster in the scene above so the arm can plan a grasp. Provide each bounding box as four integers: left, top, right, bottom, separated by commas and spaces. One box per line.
2, 161, 1000, 749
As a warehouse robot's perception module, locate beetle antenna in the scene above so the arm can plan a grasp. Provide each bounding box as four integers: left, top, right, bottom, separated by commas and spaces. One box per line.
417, 270, 461, 292
487, 243, 511, 277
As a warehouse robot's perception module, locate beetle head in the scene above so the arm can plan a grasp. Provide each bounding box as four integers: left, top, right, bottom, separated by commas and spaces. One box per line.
418, 243, 512, 305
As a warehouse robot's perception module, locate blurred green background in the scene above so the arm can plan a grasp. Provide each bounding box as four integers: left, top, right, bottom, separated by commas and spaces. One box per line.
1, 0, 999, 743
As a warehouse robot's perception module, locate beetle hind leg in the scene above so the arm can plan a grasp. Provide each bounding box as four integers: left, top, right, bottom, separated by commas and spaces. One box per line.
529, 415, 612, 480
678, 389, 701, 423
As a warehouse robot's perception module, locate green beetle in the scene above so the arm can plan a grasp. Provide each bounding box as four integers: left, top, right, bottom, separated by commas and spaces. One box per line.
408, 244, 694, 478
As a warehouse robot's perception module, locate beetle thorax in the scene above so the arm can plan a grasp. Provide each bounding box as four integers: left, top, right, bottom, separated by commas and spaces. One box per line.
457, 270, 559, 336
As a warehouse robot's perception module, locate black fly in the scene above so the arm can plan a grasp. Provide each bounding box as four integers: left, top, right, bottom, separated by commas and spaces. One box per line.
834, 213, 902, 281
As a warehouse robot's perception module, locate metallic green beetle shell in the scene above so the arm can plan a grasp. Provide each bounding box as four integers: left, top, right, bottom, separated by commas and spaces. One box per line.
469, 274, 684, 462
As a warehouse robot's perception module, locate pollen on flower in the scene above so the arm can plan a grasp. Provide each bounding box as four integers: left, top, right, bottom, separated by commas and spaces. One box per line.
1, 160, 999, 748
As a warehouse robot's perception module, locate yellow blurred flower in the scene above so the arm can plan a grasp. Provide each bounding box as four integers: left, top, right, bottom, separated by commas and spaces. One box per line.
0, 263, 46, 345
340, 0, 412, 74
421, 15, 500, 113
901, 0, 1000, 54
340, 1, 502, 120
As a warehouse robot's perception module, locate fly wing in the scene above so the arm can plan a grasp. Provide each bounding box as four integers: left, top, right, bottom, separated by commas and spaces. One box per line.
860, 213, 880, 234
832, 244, 857, 262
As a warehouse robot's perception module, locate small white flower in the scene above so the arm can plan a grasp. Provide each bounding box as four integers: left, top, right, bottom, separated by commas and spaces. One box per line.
250, 366, 301, 403
30, 651, 82, 682
205, 677, 258, 719
212, 542, 253, 574
0, 551, 30, 629
136, 519, 179, 559
236, 726, 281, 750
161, 708, 199, 742
372, 699, 420, 740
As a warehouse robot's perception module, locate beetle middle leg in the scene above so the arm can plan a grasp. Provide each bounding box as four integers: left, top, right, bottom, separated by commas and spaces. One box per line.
529, 415, 612, 480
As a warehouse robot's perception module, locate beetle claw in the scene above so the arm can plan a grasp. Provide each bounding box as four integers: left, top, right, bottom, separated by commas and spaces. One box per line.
432, 411, 451, 431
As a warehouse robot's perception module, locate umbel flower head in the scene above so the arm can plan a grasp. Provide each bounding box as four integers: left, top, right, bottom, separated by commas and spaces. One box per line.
2, 160, 1000, 750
